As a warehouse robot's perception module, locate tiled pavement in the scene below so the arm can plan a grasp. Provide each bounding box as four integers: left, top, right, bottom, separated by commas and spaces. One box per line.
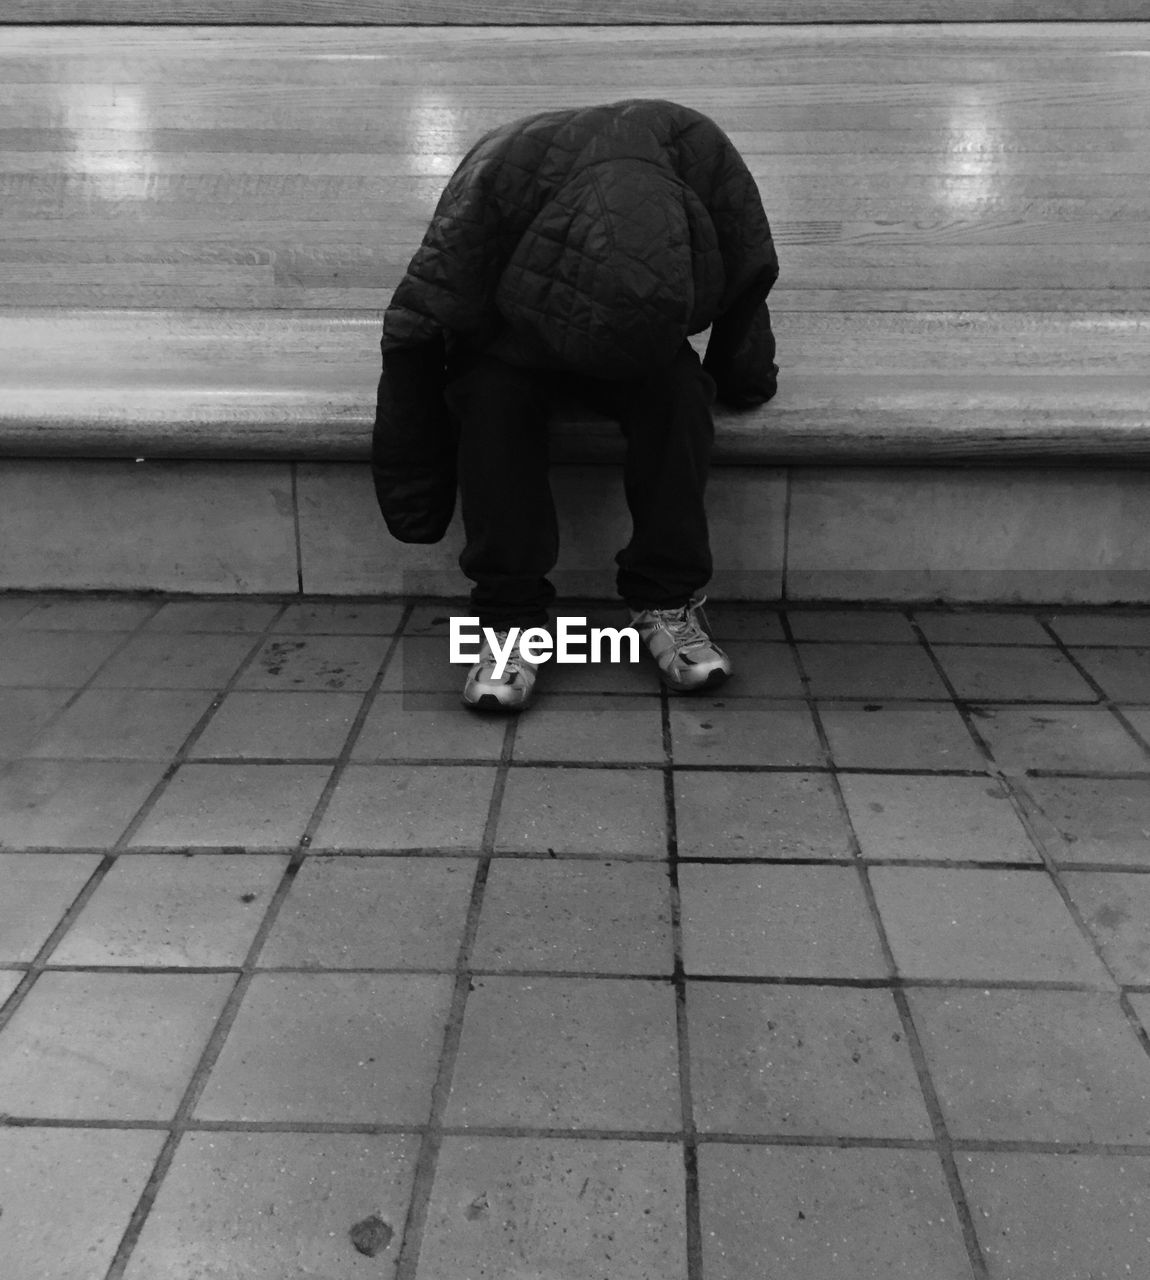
2, 593, 1150, 1280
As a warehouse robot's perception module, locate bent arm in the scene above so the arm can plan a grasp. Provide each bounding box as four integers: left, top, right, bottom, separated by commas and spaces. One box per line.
371, 335, 458, 545
703, 264, 779, 409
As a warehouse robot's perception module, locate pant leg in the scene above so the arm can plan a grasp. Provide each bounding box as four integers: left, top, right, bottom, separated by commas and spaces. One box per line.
576, 342, 717, 610
444, 354, 558, 630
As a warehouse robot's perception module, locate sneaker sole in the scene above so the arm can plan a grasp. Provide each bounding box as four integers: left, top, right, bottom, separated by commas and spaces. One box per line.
664, 666, 731, 694
462, 691, 532, 714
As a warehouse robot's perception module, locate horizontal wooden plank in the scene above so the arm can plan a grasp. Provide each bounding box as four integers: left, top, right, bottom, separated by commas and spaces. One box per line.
5, 152, 1150, 178
5, 126, 1143, 158
2, 1, 1148, 22
2, 27, 1145, 320
2, 309, 1146, 464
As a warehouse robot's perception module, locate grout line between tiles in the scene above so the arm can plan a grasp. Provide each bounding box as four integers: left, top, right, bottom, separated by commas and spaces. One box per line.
9, 1109, 1150, 1158
0, 600, 249, 1038
106, 604, 296, 853
0, 598, 168, 794
1041, 621, 1150, 762
911, 621, 1150, 1065
101, 604, 413, 1280
4, 597, 1150, 1279
788, 614, 992, 1280
392, 710, 518, 1280
663, 688, 704, 1280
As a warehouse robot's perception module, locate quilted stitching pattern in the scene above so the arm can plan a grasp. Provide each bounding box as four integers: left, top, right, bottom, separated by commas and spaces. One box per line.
383, 99, 775, 378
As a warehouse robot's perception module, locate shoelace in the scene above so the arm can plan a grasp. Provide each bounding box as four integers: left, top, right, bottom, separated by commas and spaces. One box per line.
484, 631, 531, 682
655, 603, 712, 652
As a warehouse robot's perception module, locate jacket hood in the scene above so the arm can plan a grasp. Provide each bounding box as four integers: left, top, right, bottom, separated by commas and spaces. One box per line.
494, 158, 725, 379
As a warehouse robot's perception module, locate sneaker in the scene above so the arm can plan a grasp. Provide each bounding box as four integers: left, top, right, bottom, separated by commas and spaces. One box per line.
461, 629, 541, 713
629, 596, 732, 693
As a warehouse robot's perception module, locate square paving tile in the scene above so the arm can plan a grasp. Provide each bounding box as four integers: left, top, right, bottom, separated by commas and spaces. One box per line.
28, 688, 216, 759
0, 973, 20, 1004
817, 701, 986, 771
195, 973, 453, 1123
403, 600, 473, 636
0, 852, 101, 960
908, 988, 1150, 1143
703, 602, 785, 641
237, 634, 387, 691
688, 982, 931, 1138
0, 971, 234, 1120
797, 643, 950, 699
15, 597, 157, 631
538, 651, 655, 695
839, 774, 1040, 863
145, 599, 282, 632
716, 642, 804, 697
0, 688, 72, 757
1069, 647, 1150, 702
471, 860, 673, 974
870, 867, 1112, 984
190, 690, 363, 759
275, 599, 405, 634
49, 853, 287, 967
0, 1127, 166, 1280
380, 636, 492, 695
352, 692, 507, 761
1020, 776, 1150, 865
259, 856, 476, 969
0, 596, 37, 627
1046, 612, 1150, 646
512, 695, 665, 763
669, 699, 824, 767
122, 1131, 419, 1280
496, 767, 666, 856
958, 1151, 1150, 1280
969, 704, 1150, 774
0, 760, 167, 848
0, 630, 127, 687
914, 611, 1053, 645
678, 864, 889, 978
674, 771, 852, 860
932, 646, 1098, 702
129, 764, 331, 848
698, 1145, 972, 1280
312, 764, 495, 850
445, 976, 680, 1130
1061, 872, 1150, 984
91, 632, 255, 689
416, 1137, 687, 1280
786, 609, 916, 643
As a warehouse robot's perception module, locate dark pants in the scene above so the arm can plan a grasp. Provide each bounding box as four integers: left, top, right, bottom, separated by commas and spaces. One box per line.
443, 342, 717, 629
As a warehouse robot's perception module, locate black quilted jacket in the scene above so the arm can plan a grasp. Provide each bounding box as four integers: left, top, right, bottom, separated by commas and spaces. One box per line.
373, 98, 780, 543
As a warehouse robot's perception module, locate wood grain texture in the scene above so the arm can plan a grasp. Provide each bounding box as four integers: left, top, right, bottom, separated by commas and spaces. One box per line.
2, 310, 1146, 464
2, 25, 1147, 461
2, 26, 1147, 312
3, 1, 1148, 23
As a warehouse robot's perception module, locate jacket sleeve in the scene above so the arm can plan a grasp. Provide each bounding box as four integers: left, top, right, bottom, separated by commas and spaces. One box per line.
674, 109, 780, 409
702, 265, 779, 410
372, 147, 517, 544
371, 335, 458, 545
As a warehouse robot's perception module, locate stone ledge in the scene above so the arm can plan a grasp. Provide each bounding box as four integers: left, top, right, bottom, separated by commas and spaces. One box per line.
2, 309, 1148, 466
5, 458, 1150, 602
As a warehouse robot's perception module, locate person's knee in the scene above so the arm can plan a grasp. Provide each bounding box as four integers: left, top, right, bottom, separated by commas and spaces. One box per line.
642, 346, 716, 412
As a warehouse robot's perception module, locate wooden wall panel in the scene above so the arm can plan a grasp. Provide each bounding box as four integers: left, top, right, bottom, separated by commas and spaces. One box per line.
3, 0, 1148, 23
